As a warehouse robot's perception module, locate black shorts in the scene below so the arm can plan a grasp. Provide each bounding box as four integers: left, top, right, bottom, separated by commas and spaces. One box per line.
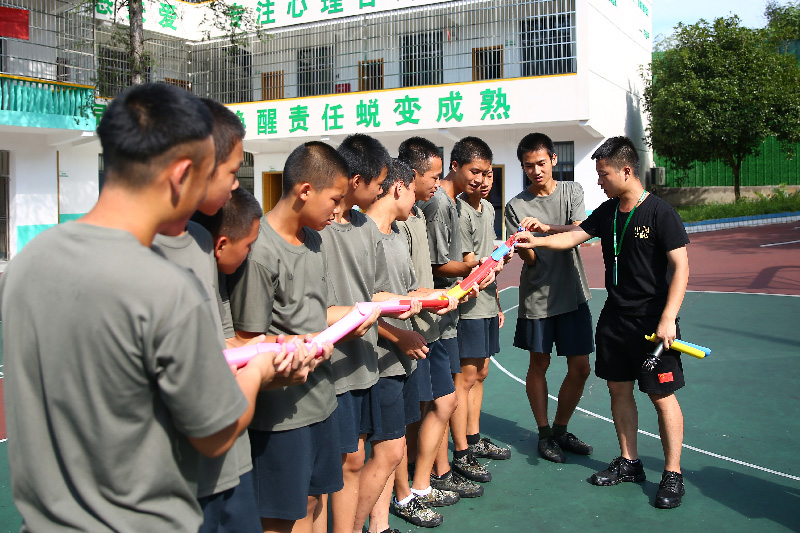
513, 303, 594, 357
594, 307, 685, 395
440, 337, 461, 374
457, 316, 500, 359
336, 386, 381, 454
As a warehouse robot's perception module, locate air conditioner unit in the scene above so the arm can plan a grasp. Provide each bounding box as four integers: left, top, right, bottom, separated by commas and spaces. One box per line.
650, 167, 666, 187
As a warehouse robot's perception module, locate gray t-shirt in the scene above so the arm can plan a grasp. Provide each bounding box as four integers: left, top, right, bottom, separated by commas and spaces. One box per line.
218, 271, 235, 339
375, 222, 419, 378
228, 216, 336, 431
418, 186, 461, 339
152, 221, 253, 498
504, 181, 591, 319
457, 197, 499, 320
0, 222, 247, 532
322, 209, 389, 394
397, 206, 440, 343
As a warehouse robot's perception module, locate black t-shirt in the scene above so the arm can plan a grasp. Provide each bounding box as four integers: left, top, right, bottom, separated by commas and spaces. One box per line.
580, 194, 689, 316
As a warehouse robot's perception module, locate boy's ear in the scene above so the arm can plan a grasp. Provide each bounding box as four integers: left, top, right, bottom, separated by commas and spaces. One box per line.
350, 174, 362, 189
551, 153, 558, 166
451, 161, 460, 173
165, 158, 193, 200
297, 182, 313, 202
214, 235, 229, 260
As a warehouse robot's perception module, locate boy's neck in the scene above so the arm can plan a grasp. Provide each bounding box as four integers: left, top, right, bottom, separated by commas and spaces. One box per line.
266, 198, 307, 245
618, 180, 647, 212
78, 186, 162, 247
365, 200, 396, 234
528, 178, 557, 197
461, 191, 482, 210
440, 177, 457, 200
333, 201, 354, 224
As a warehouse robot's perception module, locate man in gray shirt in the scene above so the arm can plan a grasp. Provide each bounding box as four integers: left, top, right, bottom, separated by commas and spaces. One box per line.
504, 132, 594, 464
0, 83, 277, 532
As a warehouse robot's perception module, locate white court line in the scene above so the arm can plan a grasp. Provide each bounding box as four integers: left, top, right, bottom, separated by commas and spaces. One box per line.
760, 239, 800, 248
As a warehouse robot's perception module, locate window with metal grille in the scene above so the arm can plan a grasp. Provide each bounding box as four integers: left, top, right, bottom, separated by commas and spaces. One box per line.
553, 141, 574, 181
237, 152, 255, 195
298, 46, 333, 97
165, 77, 191, 92
57, 57, 70, 83
261, 71, 284, 100
0, 151, 9, 260
520, 12, 576, 77
358, 59, 384, 92
401, 32, 442, 87
472, 45, 503, 81
218, 46, 252, 104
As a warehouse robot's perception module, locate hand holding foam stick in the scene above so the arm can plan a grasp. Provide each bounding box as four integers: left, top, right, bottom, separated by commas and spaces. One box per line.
642, 333, 711, 371
442, 233, 518, 301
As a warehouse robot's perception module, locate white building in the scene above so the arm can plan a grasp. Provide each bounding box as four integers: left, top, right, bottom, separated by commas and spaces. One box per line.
0, 0, 652, 261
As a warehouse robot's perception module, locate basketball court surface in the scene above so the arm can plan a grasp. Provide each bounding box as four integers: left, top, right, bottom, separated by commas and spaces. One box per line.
0, 222, 798, 531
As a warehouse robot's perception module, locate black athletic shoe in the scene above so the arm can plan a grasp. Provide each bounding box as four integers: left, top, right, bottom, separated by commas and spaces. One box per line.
538, 437, 566, 463
655, 470, 685, 509
556, 432, 593, 455
470, 437, 512, 460
430, 470, 485, 498
590, 456, 646, 486
452, 452, 492, 482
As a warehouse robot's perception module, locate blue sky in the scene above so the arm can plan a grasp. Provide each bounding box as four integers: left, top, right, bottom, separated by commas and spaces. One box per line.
652, 0, 795, 39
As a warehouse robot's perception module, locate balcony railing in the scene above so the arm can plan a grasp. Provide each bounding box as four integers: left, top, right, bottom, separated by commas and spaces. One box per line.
0, 75, 95, 129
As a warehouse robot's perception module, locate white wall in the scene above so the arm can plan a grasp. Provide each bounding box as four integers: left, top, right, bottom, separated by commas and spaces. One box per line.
58, 142, 101, 218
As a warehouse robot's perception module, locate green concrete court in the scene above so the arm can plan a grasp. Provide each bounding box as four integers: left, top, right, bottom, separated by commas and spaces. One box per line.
1, 289, 799, 532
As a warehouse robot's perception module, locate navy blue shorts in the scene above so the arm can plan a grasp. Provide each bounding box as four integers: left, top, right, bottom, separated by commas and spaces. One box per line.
457, 316, 500, 359
198, 470, 262, 533
336, 386, 382, 454
370, 375, 413, 441
404, 368, 422, 426
513, 303, 594, 357
428, 339, 457, 399
439, 336, 461, 374
416, 357, 434, 402
595, 307, 685, 395
249, 414, 344, 521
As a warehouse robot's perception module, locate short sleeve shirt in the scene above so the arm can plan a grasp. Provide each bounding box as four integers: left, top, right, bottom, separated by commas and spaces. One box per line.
418, 186, 461, 339
152, 222, 253, 498
580, 194, 690, 316
0, 222, 247, 532
322, 209, 389, 394
504, 182, 591, 319
397, 206, 440, 343
457, 197, 499, 320
228, 216, 336, 431
375, 222, 419, 378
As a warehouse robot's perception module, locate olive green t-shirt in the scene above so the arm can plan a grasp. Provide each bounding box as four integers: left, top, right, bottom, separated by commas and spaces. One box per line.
457, 197, 499, 320
228, 216, 336, 431
0, 222, 247, 532
504, 181, 591, 319
322, 209, 390, 394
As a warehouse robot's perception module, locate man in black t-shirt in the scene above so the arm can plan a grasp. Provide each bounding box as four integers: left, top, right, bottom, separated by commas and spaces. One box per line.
514, 137, 690, 510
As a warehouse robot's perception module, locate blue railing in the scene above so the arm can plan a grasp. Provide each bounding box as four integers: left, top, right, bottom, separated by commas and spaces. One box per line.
0, 75, 95, 129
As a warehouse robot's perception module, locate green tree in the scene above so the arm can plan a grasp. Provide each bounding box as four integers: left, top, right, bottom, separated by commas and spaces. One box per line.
765, 0, 800, 47
642, 16, 800, 200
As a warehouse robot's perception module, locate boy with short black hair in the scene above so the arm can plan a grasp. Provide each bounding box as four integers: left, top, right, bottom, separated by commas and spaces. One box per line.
228, 141, 379, 533
504, 132, 594, 464
397, 137, 485, 506
514, 136, 690, 509
0, 83, 276, 531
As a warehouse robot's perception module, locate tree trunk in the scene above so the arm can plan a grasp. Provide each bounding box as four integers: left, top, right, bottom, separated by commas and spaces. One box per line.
732, 159, 742, 201
128, 1, 145, 85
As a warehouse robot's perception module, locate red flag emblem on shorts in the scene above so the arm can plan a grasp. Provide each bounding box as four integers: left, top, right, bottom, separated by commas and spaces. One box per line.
658, 372, 674, 383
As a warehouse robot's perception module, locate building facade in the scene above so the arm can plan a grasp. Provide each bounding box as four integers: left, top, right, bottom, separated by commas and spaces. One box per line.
0, 0, 652, 260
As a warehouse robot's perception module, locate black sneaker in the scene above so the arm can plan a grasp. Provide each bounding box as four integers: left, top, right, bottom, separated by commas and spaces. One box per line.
390, 496, 443, 527
655, 470, 685, 509
538, 437, 565, 463
451, 452, 492, 482
430, 470, 485, 498
590, 456, 646, 486
556, 432, 593, 455
470, 437, 512, 460
416, 487, 460, 507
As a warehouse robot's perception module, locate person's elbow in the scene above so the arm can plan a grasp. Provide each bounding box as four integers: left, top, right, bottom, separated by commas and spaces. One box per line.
188, 422, 239, 458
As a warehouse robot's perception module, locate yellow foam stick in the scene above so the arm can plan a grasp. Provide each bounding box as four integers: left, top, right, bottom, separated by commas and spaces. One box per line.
645, 334, 707, 359
443, 284, 471, 301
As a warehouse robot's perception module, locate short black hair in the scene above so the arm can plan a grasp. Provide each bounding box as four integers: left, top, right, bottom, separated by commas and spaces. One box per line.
591, 136, 640, 178
201, 98, 245, 166
398, 136, 442, 174
282, 141, 349, 195
517, 133, 556, 162
192, 187, 262, 242
97, 82, 213, 189
450, 136, 493, 168
377, 158, 414, 199
337, 134, 391, 184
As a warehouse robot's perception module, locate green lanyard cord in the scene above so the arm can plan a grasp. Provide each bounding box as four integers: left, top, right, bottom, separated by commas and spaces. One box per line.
612, 190, 648, 285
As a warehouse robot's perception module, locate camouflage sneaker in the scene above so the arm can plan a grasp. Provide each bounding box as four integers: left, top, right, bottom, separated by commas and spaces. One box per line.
451, 452, 492, 483
430, 469, 485, 498
415, 487, 460, 507
390, 496, 443, 528
469, 437, 512, 460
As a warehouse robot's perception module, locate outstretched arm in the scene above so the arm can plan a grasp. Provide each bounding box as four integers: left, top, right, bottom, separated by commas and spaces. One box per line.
514, 228, 592, 251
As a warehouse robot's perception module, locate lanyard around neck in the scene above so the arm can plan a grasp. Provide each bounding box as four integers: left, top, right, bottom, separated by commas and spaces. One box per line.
612, 190, 647, 285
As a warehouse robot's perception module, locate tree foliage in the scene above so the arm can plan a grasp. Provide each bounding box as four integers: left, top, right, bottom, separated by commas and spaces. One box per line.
642, 16, 800, 199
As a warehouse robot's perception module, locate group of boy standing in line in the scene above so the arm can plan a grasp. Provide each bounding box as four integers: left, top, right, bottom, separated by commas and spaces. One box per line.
0, 82, 691, 533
